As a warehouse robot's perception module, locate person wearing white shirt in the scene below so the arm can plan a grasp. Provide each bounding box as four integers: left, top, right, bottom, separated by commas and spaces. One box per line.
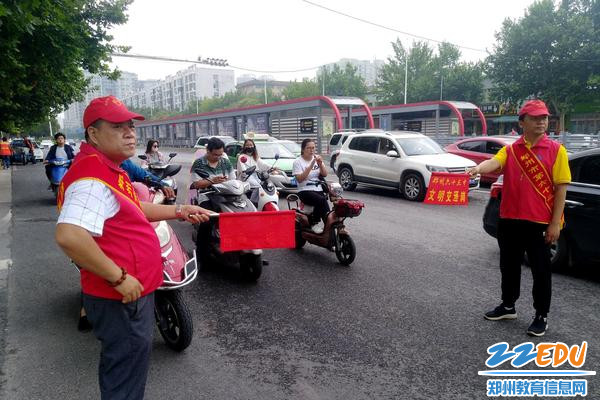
292, 138, 329, 231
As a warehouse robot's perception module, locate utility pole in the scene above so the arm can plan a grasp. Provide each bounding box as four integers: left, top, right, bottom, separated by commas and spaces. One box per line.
440, 73, 444, 101
48, 119, 53, 136
404, 57, 408, 104
264, 77, 267, 104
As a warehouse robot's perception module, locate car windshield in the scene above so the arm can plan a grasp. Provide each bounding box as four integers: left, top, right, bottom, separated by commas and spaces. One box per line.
280, 141, 301, 154
395, 136, 444, 156
256, 142, 295, 159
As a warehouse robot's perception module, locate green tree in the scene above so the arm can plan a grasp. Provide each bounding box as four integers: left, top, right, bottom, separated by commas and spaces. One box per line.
22, 118, 60, 138
0, 0, 132, 132
318, 64, 367, 98
282, 78, 321, 100
375, 39, 485, 105
486, 0, 599, 131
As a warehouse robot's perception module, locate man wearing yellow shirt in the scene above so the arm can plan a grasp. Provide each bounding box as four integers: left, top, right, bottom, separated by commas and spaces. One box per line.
468, 100, 571, 337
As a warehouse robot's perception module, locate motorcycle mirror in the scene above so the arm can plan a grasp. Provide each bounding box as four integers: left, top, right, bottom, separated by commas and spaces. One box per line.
169, 152, 177, 158
138, 155, 148, 160
197, 170, 210, 179
274, 153, 280, 160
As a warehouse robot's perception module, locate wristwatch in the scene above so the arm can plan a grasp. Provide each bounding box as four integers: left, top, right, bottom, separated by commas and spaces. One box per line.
175, 204, 183, 220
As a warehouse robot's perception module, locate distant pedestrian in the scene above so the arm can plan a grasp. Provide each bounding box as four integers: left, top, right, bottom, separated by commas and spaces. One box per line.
468, 100, 571, 337
0, 137, 12, 169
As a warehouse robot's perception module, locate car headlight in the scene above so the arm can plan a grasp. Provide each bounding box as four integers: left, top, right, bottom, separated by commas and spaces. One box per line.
426, 165, 448, 172
155, 221, 171, 247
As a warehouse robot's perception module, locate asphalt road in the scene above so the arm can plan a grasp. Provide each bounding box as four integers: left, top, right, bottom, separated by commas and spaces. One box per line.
1, 159, 599, 399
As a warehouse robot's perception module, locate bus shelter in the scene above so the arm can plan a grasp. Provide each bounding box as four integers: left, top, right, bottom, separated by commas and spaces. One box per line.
348, 101, 487, 137
135, 96, 373, 152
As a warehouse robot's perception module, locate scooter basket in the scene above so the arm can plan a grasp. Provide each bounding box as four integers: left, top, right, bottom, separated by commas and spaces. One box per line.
333, 199, 364, 218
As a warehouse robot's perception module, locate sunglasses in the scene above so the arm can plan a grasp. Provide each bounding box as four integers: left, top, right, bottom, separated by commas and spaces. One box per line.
152, 145, 159, 148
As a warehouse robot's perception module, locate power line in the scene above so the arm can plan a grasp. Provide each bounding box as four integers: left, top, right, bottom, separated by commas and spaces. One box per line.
111, 53, 328, 74
300, 0, 488, 53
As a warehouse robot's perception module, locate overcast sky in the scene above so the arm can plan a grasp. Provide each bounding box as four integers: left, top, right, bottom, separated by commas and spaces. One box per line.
108, 0, 536, 82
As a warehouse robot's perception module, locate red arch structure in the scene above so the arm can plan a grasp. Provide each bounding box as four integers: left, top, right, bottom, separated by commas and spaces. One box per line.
365, 100, 487, 136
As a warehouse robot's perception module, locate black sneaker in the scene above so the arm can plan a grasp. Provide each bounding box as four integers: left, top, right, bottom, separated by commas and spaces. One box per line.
484, 304, 517, 321
527, 315, 548, 337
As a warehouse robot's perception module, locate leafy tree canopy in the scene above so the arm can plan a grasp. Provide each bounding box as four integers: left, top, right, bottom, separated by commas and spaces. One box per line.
0, 0, 132, 133
486, 0, 600, 129
376, 39, 485, 105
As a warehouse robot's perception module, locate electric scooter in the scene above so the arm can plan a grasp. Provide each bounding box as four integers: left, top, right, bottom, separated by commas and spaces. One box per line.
47, 158, 71, 198
286, 178, 364, 266
133, 181, 198, 352
138, 152, 181, 194
237, 155, 279, 211
192, 168, 264, 281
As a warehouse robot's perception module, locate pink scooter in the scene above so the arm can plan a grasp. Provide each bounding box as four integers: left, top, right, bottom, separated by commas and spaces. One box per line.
133, 182, 198, 352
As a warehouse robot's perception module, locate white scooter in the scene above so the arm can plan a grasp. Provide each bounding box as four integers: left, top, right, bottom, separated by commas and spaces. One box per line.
237, 156, 280, 211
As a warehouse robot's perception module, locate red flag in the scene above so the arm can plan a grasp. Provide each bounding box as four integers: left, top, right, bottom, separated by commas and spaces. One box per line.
218, 210, 296, 251
424, 172, 470, 206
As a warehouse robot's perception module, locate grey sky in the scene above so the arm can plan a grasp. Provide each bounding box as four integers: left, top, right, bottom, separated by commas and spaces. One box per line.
109, 0, 536, 81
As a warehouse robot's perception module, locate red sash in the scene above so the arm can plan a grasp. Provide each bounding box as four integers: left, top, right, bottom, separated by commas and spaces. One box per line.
509, 144, 554, 216
57, 150, 141, 213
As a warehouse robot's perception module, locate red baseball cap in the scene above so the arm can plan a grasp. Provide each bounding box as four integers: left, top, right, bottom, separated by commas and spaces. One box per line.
518, 100, 550, 117
83, 96, 144, 128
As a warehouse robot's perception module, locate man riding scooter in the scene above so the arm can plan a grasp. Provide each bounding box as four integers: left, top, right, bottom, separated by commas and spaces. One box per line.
44, 133, 75, 189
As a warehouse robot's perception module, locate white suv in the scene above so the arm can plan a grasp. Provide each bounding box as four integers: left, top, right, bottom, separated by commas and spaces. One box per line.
335, 131, 480, 201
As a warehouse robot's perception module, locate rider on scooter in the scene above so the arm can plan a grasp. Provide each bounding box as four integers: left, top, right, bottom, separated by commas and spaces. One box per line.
44, 132, 75, 189
292, 138, 329, 233
236, 138, 281, 204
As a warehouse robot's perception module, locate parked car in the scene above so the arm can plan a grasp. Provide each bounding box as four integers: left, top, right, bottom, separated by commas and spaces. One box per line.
444, 136, 518, 184
334, 131, 479, 201
224, 141, 296, 177
278, 140, 301, 157
483, 148, 600, 270
40, 139, 53, 149
9, 139, 30, 164
32, 141, 44, 161
329, 129, 377, 170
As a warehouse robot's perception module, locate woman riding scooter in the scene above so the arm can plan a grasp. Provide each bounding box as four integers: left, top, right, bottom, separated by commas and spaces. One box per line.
44, 133, 75, 189
292, 139, 329, 233
236, 138, 281, 205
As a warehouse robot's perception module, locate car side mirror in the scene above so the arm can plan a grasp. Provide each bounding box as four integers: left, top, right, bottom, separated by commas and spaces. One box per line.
138, 155, 147, 160
386, 150, 399, 158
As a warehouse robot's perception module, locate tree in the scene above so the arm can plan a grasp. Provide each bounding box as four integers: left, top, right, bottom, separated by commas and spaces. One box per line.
486, 0, 600, 131
317, 64, 367, 98
0, 0, 132, 132
375, 39, 485, 105
282, 78, 320, 100
22, 118, 60, 138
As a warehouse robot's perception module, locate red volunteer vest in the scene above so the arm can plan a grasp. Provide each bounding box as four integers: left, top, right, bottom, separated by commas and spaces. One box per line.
57, 143, 163, 300
500, 134, 561, 224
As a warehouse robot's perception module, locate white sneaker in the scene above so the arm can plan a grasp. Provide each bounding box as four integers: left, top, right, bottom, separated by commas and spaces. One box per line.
311, 222, 324, 234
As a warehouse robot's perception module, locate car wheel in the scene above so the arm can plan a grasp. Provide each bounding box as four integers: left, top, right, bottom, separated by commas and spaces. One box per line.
338, 167, 357, 191
402, 173, 425, 201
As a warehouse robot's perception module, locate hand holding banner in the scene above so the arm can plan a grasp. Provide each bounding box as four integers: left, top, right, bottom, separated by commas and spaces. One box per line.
424, 172, 470, 206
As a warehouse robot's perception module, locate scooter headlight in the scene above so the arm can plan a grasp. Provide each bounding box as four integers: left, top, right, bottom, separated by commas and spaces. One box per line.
329, 182, 343, 197
155, 221, 171, 247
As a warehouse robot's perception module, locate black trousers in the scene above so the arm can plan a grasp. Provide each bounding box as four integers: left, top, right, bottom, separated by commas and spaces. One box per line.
497, 218, 552, 316
83, 293, 155, 400
298, 190, 330, 224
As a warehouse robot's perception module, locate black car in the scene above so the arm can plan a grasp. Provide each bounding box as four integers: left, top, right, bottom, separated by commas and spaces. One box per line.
483, 148, 600, 270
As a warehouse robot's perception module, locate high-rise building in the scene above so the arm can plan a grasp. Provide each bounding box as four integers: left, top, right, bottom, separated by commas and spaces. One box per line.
62, 71, 140, 133
321, 58, 384, 88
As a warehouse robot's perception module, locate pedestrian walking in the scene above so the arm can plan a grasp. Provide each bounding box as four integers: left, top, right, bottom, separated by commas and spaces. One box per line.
54, 95, 211, 400
0, 137, 12, 169
468, 99, 571, 337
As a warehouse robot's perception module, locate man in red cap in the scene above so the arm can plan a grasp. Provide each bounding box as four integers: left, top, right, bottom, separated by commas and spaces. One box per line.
55, 96, 211, 399
468, 99, 571, 337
